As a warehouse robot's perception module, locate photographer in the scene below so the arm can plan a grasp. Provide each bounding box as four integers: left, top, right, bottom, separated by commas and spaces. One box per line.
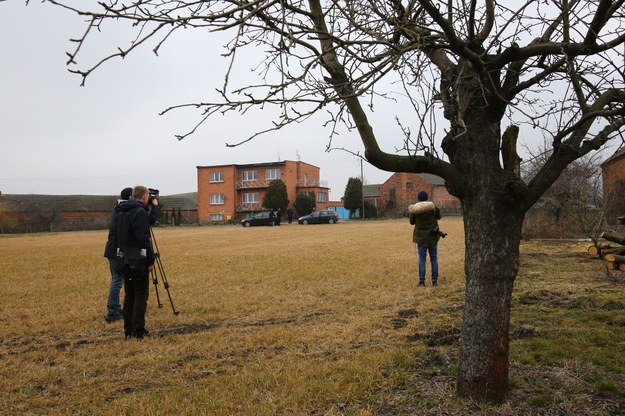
408, 191, 442, 288
115, 186, 160, 339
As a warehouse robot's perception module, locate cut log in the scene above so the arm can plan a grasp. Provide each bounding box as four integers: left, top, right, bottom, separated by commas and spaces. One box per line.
600, 231, 625, 246
619, 263, 625, 271
606, 261, 619, 270
604, 253, 625, 264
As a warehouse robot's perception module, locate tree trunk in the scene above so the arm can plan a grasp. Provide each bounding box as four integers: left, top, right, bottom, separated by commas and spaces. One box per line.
456, 204, 522, 402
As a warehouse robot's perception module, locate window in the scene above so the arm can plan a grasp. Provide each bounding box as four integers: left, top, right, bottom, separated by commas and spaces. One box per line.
266, 168, 280, 180
210, 213, 224, 221
242, 192, 259, 204
406, 182, 413, 189
242, 170, 258, 181
317, 192, 328, 203
210, 194, 225, 205
210, 172, 224, 183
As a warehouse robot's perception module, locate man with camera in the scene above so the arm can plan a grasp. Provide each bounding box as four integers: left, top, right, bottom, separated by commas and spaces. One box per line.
408, 191, 443, 288
114, 185, 160, 339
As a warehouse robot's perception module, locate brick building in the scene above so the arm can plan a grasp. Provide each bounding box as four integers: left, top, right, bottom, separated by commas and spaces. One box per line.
377, 172, 460, 217
196, 161, 330, 223
601, 148, 625, 222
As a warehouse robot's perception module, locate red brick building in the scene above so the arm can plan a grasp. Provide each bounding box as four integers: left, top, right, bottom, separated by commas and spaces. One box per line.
375, 172, 460, 217
196, 161, 330, 223
601, 148, 625, 222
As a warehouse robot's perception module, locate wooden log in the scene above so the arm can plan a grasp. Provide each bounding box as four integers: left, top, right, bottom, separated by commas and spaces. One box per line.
604, 253, 625, 264
606, 261, 619, 270
600, 231, 625, 246
588, 244, 615, 257
619, 263, 625, 271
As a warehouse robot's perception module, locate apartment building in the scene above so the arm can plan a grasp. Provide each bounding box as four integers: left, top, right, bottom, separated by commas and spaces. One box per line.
197, 161, 331, 222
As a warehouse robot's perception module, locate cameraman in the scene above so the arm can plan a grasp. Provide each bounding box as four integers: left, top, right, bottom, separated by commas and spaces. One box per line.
115, 186, 160, 339
408, 191, 441, 288
103, 188, 159, 323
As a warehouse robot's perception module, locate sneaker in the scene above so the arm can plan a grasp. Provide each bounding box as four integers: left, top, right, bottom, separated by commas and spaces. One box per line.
418, 281, 425, 288
432, 281, 439, 287
105, 314, 122, 323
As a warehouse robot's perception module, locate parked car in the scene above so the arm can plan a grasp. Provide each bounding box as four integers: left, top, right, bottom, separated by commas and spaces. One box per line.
241, 211, 273, 227
298, 210, 339, 224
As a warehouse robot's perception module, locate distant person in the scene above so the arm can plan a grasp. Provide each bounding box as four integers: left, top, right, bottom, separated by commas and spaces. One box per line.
408, 191, 442, 287
115, 185, 159, 339
269, 210, 275, 226
103, 187, 132, 323
287, 208, 293, 224
275, 208, 282, 226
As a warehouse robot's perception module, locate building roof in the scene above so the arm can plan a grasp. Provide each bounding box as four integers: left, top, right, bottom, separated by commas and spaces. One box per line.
600, 147, 625, 168
419, 173, 446, 186
0, 193, 198, 212
363, 184, 381, 198
197, 160, 320, 170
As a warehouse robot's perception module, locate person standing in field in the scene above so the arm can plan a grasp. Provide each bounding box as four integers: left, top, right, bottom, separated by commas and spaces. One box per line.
409, 191, 441, 287
115, 185, 159, 339
103, 187, 133, 323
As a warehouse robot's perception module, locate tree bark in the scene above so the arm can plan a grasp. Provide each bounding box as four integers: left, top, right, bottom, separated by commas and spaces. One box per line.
456, 203, 522, 402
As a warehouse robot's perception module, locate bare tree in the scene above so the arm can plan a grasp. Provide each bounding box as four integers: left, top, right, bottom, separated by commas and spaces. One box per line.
43, 0, 625, 402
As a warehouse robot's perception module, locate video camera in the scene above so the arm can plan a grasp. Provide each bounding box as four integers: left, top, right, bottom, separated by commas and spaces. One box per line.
434, 227, 448, 238
148, 188, 160, 205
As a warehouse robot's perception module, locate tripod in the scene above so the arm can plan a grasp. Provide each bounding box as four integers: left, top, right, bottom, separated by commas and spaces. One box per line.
150, 227, 180, 315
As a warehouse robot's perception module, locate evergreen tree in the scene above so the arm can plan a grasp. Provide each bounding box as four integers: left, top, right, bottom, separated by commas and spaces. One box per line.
343, 177, 363, 219
262, 179, 288, 211
294, 192, 315, 216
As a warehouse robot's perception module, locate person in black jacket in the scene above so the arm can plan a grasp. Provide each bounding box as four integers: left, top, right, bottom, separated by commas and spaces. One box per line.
103, 187, 133, 323
115, 185, 160, 339
103, 187, 159, 323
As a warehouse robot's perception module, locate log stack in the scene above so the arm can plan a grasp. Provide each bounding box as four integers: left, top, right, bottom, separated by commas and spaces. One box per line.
595, 231, 625, 271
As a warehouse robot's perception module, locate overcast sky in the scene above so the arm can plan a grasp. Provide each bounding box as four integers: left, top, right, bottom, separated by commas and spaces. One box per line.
0, 2, 395, 200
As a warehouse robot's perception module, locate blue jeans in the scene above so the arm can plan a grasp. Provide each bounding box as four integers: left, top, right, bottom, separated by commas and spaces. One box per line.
417, 245, 438, 283
107, 258, 124, 316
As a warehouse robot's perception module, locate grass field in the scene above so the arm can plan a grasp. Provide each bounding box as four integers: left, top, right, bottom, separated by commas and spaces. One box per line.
1, 217, 624, 415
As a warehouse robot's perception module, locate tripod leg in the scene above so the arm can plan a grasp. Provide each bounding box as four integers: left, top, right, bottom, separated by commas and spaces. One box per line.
150, 269, 163, 308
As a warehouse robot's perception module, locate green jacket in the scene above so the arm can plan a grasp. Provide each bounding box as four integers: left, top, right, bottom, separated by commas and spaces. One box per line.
409, 201, 441, 247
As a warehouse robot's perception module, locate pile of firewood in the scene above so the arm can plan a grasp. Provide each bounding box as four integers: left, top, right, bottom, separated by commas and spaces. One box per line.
589, 231, 625, 270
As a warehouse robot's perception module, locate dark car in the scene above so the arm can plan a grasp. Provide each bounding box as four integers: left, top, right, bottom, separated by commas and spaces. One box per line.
298, 210, 339, 225
241, 211, 273, 227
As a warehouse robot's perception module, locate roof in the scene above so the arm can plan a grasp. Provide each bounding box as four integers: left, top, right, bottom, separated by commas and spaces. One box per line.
0, 193, 198, 213
419, 173, 446, 186
600, 147, 625, 168
197, 160, 320, 170
363, 184, 381, 198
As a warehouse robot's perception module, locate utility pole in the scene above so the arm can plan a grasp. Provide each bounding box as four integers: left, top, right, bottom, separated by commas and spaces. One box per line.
360, 158, 365, 219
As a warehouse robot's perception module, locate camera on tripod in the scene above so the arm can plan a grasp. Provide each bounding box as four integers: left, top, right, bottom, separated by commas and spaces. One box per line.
148, 188, 159, 206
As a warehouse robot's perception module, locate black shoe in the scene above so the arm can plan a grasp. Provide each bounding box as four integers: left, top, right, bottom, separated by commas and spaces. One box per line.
432, 281, 439, 287
418, 281, 425, 288
105, 314, 122, 323
134, 329, 150, 339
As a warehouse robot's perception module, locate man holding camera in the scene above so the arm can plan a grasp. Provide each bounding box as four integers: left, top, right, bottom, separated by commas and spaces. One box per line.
409, 191, 442, 288
114, 185, 159, 339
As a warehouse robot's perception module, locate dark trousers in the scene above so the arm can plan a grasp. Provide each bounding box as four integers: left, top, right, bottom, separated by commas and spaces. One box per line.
123, 267, 150, 338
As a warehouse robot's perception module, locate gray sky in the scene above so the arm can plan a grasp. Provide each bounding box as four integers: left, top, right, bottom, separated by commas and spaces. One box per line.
0, 2, 394, 199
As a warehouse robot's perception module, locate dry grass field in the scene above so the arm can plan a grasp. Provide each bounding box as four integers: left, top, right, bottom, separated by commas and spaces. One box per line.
1, 217, 625, 415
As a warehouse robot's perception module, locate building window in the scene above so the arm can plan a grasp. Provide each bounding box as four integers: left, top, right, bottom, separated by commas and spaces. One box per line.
317, 192, 328, 203
210, 194, 225, 205
242, 170, 258, 181
406, 181, 413, 189
266, 168, 280, 181
210, 172, 224, 183
242, 192, 259, 204
210, 213, 224, 221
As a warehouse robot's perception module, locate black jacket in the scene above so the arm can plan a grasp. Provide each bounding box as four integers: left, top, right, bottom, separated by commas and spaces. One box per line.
104, 200, 159, 259
104, 200, 160, 266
